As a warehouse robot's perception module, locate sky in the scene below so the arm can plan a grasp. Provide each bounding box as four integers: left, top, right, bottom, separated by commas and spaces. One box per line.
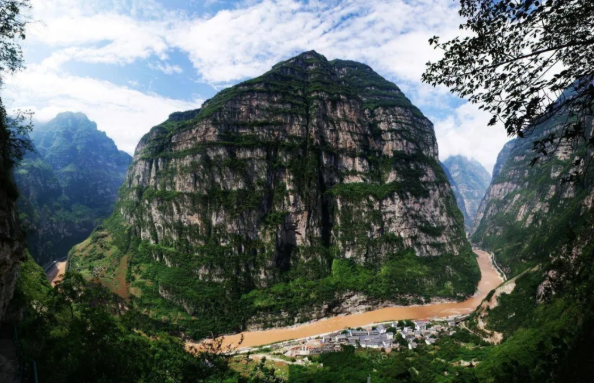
3, 0, 511, 173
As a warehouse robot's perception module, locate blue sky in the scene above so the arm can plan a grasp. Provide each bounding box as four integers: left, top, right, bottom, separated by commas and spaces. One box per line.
4, 0, 510, 172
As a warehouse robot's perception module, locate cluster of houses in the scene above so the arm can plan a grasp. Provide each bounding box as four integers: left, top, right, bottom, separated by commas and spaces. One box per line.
283, 319, 460, 357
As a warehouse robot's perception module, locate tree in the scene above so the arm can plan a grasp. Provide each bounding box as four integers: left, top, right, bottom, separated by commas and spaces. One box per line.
423, 0, 594, 177
12, 259, 240, 383
0, 0, 31, 199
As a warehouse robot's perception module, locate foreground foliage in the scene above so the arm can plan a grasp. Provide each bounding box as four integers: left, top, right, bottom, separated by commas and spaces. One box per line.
10, 254, 241, 383
424, 0, 594, 173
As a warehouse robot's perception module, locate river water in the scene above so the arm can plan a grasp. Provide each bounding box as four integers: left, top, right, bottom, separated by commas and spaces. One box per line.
211, 249, 502, 350
47, 261, 67, 286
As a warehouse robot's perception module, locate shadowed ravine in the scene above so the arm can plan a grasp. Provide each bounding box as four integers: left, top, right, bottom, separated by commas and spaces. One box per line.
196, 249, 503, 350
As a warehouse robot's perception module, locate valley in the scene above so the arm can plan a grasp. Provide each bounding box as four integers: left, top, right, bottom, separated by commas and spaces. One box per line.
195, 248, 503, 350
0, 0, 592, 377
45, 259, 67, 286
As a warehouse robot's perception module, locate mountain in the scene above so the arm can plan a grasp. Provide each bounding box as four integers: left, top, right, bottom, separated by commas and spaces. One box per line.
14, 113, 132, 265
442, 155, 491, 229
468, 110, 594, 380
440, 161, 470, 228
470, 123, 593, 275
69, 51, 479, 337
30, 112, 132, 212
491, 139, 515, 179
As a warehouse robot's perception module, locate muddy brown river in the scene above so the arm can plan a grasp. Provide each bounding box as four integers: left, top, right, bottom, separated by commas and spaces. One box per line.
204, 249, 503, 350
47, 261, 67, 286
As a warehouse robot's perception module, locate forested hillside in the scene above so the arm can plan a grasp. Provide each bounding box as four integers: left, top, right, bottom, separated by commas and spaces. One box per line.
14, 112, 131, 265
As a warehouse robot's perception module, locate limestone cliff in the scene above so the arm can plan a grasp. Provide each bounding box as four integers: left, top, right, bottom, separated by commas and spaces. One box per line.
466, 104, 594, 380
0, 117, 25, 321
491, 140, 515, 179
472, 116, 594, 276
70, 51, 479, 336
441, 161, 469, 226
15, 113, 132, 265
442, 155, 491, 230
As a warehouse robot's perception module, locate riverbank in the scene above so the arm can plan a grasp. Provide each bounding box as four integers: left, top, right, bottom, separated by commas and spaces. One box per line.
192, 249, 503, 351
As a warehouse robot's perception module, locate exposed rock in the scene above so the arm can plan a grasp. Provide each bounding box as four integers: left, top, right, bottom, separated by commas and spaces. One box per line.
491, 140, 515, 179
472, 111, 594, 277
0, 131, 25, 322
71, 51, 478, 334
442, 156, 491, 230
124, 52, 467, 266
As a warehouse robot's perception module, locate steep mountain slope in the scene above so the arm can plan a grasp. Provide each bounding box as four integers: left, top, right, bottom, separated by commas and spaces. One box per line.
0, 112, 25, 321
442, 155, 491, 229
471, 115, 594, 276
14, 113, 131, 265
70, 51, 479, 336
468, 111, 594, 381
30, 112, 132, 213
491, 139, 515, 179
440, 161, 470, 228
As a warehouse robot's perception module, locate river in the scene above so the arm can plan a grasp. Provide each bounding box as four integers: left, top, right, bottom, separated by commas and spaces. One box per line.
46, 260, 67, 286
206, 249, 502, 350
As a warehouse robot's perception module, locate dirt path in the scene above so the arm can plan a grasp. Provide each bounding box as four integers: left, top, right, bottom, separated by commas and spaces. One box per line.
192, 249, 504, 350
249, 354, 298, 365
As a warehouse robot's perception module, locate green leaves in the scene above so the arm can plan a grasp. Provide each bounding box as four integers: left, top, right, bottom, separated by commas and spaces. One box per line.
423, 0, 594, 173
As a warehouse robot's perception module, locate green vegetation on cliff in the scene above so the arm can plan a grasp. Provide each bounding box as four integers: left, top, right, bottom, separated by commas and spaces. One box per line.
69, 51, 479, 339
467, 113, 594, 381
472, 116, 594, 277
14, 112, 131, 266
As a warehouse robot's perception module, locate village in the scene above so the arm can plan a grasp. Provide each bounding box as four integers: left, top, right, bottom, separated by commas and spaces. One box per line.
248, 317, 466, 361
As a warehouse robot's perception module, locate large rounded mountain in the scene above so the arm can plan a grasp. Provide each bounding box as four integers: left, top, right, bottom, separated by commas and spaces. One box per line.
70, 51, 479, 336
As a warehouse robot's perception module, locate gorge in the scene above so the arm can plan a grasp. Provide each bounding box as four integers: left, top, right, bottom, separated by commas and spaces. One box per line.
199, 248, 502, 350
2, 0, 594, 380
442, 155, 491, 230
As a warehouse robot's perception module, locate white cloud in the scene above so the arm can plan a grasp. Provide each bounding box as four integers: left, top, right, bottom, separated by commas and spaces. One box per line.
170, 0, 463, 86
8, 0, 508, 170
149, 62, 183, 75
4, 65, 201, 154
25, 0, 463, 86
433, 103, 511, 174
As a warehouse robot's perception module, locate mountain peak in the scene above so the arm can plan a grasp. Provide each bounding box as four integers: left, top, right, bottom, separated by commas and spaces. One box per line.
442, 155, 491, 230
45, 112, 97, 131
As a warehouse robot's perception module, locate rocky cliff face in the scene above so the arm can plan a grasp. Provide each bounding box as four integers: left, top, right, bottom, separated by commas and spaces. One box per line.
0, 120, 25, 322
472, 116, 594, 276
491, 140, 515, 179
70, 51, 479, 336
465, 102, 594, 380
441, 161, 469, 228
442, 155, 491, 230
14, 113, 131, 265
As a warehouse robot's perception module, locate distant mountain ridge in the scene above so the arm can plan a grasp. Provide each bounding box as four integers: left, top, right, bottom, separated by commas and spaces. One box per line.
442, 155, 491, 230
14, 112, 131, 265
